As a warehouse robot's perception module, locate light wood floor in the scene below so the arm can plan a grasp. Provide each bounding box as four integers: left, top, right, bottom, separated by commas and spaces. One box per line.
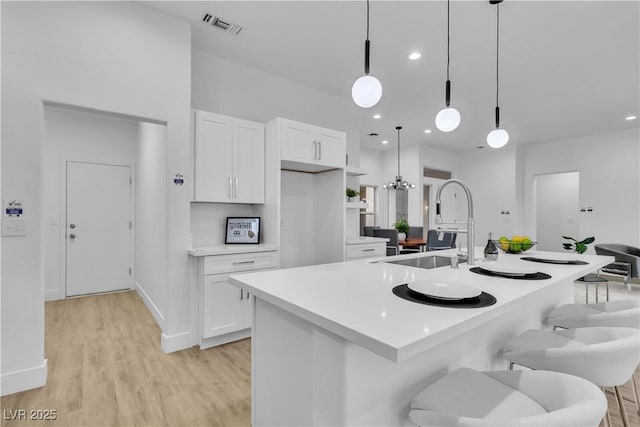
1, 291, 251, 426
1, 288, 639, 427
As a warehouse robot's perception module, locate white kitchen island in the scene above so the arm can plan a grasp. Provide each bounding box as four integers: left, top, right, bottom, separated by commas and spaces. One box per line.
229, 249, 614, 426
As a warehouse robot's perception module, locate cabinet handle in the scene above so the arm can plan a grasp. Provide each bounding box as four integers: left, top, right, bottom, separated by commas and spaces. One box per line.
240, 289, 244, 300
233, 260, 256, 265
362, 248, 376, 252
318, 141, 322, 160
313, 141, 317, 160
228, 176, 232, 198
234, 177, 238, 198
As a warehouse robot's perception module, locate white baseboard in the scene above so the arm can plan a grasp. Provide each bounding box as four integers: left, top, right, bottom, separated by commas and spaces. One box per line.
0, 359, 48, 397
134, 281, 165, 330
161, 331, 192, 353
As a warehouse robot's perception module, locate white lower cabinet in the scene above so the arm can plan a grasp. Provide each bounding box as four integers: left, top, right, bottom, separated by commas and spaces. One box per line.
197, 250, 278, 349
202, 274, 250, 339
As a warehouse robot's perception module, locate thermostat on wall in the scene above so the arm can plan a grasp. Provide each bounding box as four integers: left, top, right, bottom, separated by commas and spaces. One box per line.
3, 198, 24, 217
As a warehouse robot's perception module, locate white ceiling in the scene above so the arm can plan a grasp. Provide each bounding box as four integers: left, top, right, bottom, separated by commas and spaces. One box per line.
144, 1, 639, 152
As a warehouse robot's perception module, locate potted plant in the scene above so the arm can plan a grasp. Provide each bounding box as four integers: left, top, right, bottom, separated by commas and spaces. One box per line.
393, 218, 410, 241
562, 236, 595, 254
346, 188, 359, 202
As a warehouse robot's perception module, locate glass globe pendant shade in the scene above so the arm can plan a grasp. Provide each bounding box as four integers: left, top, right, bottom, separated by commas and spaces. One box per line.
352, 75, 382, 108
487, 128, 509, 148
435, 107, 461, 132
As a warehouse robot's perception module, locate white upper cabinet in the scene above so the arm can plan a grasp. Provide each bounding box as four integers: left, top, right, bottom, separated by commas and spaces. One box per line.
194, 110, 265, 203
280, 118, 346, 172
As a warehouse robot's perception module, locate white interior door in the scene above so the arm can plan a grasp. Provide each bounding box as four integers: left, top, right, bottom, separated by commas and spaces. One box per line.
66, 161, 133, 297
535, 172, 580, 251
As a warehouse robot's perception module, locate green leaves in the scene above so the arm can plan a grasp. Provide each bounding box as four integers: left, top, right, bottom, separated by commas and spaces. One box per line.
562, 236, 595, 254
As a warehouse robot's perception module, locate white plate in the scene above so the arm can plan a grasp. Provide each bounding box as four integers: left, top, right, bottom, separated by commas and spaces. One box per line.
480, 263, 538, 276
407, 280, 482, 300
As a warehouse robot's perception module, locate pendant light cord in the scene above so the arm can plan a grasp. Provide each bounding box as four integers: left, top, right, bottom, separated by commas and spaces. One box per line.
446, 0, 450, 81
366, 0, 370, 41
495, 3, 500, 109
397, 127, 401, 177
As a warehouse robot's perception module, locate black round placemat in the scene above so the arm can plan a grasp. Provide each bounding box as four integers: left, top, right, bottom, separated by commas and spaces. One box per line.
392, 284, 497, 308
520, 256, 588, 265
469, 267, 551, 280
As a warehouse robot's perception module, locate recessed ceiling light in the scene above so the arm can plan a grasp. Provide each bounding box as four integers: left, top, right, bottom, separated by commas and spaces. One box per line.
625, 115, 637, 121
373, 114, 381, 119
424, 129, 432, 134
408, 52, 421, 60
381, 140, 389, 144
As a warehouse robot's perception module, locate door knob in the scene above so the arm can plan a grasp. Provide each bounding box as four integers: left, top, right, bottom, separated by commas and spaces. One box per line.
69, 224, 76, 229
69, 234, 76, 239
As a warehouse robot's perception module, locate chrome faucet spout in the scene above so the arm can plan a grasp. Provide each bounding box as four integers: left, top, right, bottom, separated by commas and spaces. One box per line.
435, 179, 476, 265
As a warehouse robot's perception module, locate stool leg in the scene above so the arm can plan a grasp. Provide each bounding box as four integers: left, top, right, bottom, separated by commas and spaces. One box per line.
596, 283, 599, 303
632, 373, 640, 416
614, 385, 631, 427
606, 282, 609, 301
584, 282, 589, 304
602, 387, 612, 427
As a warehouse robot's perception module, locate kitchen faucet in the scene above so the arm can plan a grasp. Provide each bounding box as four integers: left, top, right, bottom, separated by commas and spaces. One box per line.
434, 179, 475, 265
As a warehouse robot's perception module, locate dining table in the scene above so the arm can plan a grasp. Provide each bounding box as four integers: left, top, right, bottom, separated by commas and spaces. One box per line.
398, 238, 427, 251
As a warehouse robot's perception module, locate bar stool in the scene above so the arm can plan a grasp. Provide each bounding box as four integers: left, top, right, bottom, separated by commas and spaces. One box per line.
547, 299, 640, 421
503, 327, 640, 427
408, 367, 607, 426
576, 273, 610, 303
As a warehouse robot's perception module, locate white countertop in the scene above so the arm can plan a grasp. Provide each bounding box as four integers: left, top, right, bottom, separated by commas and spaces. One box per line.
229, 249, 613, 362
345, 236, 389, 245
188, 244, 279, 257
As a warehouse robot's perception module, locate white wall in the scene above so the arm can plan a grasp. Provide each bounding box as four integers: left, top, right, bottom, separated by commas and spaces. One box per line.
523, 129, 640, 252
1, 1, 191, 395
135, 122, 169, 329
456, 145, 519, 244
42, 106, 139, 301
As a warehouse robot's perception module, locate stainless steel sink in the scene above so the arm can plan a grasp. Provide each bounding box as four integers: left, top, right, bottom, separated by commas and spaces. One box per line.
384, 255, 458, 269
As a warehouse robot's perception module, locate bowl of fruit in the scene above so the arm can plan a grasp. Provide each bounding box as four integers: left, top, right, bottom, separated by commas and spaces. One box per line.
495, 235, 536, 254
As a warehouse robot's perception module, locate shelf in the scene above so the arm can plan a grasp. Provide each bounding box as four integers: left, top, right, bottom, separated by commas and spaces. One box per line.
346, 201, 367, 209
345, 166, 368, 176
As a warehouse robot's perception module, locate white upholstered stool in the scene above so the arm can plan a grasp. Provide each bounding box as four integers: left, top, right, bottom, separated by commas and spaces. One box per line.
548, 299, 640, 329
408, 367, 607, 427
503, 327, 640, 427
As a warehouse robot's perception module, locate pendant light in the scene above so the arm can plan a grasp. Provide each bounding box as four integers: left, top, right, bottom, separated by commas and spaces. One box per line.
435, 0, 461, 132
487, 0, 509, 148
352, 0, 382, 108
383, 126, 415, 190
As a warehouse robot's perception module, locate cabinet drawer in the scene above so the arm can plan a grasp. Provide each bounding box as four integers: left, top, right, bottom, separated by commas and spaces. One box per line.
204, 251, 278, 275
346, 243, 386, 260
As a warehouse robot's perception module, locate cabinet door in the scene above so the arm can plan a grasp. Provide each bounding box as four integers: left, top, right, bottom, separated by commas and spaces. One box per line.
233, 119, 265, 204
315, 127, 346, 168
202, 275, 244, 339
194, 111, 233, 202
282, 121, 316, 164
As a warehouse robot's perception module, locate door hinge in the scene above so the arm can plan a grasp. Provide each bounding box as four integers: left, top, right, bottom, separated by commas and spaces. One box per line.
129, 221, 132, 229
129, 177, 132, 185
129, 268, 132, 275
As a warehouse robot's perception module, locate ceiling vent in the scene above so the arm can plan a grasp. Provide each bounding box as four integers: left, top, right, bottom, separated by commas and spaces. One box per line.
201, 13, 244, 36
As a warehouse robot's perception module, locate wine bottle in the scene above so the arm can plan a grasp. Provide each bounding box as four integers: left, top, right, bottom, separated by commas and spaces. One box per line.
484, 232, 498, 261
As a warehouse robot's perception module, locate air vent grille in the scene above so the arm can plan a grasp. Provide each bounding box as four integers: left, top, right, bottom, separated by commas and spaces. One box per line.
201, 12, 244, 35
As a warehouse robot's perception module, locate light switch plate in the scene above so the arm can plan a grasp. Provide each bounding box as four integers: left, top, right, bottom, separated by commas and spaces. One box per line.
2, 219, 26, 236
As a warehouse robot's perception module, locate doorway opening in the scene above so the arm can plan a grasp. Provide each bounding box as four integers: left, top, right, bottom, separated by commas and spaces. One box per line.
359, 185, 377, 235
533, 171, 580, 252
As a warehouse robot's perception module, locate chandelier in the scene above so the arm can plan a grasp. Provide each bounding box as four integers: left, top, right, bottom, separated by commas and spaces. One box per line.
383, 126, 415, 190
